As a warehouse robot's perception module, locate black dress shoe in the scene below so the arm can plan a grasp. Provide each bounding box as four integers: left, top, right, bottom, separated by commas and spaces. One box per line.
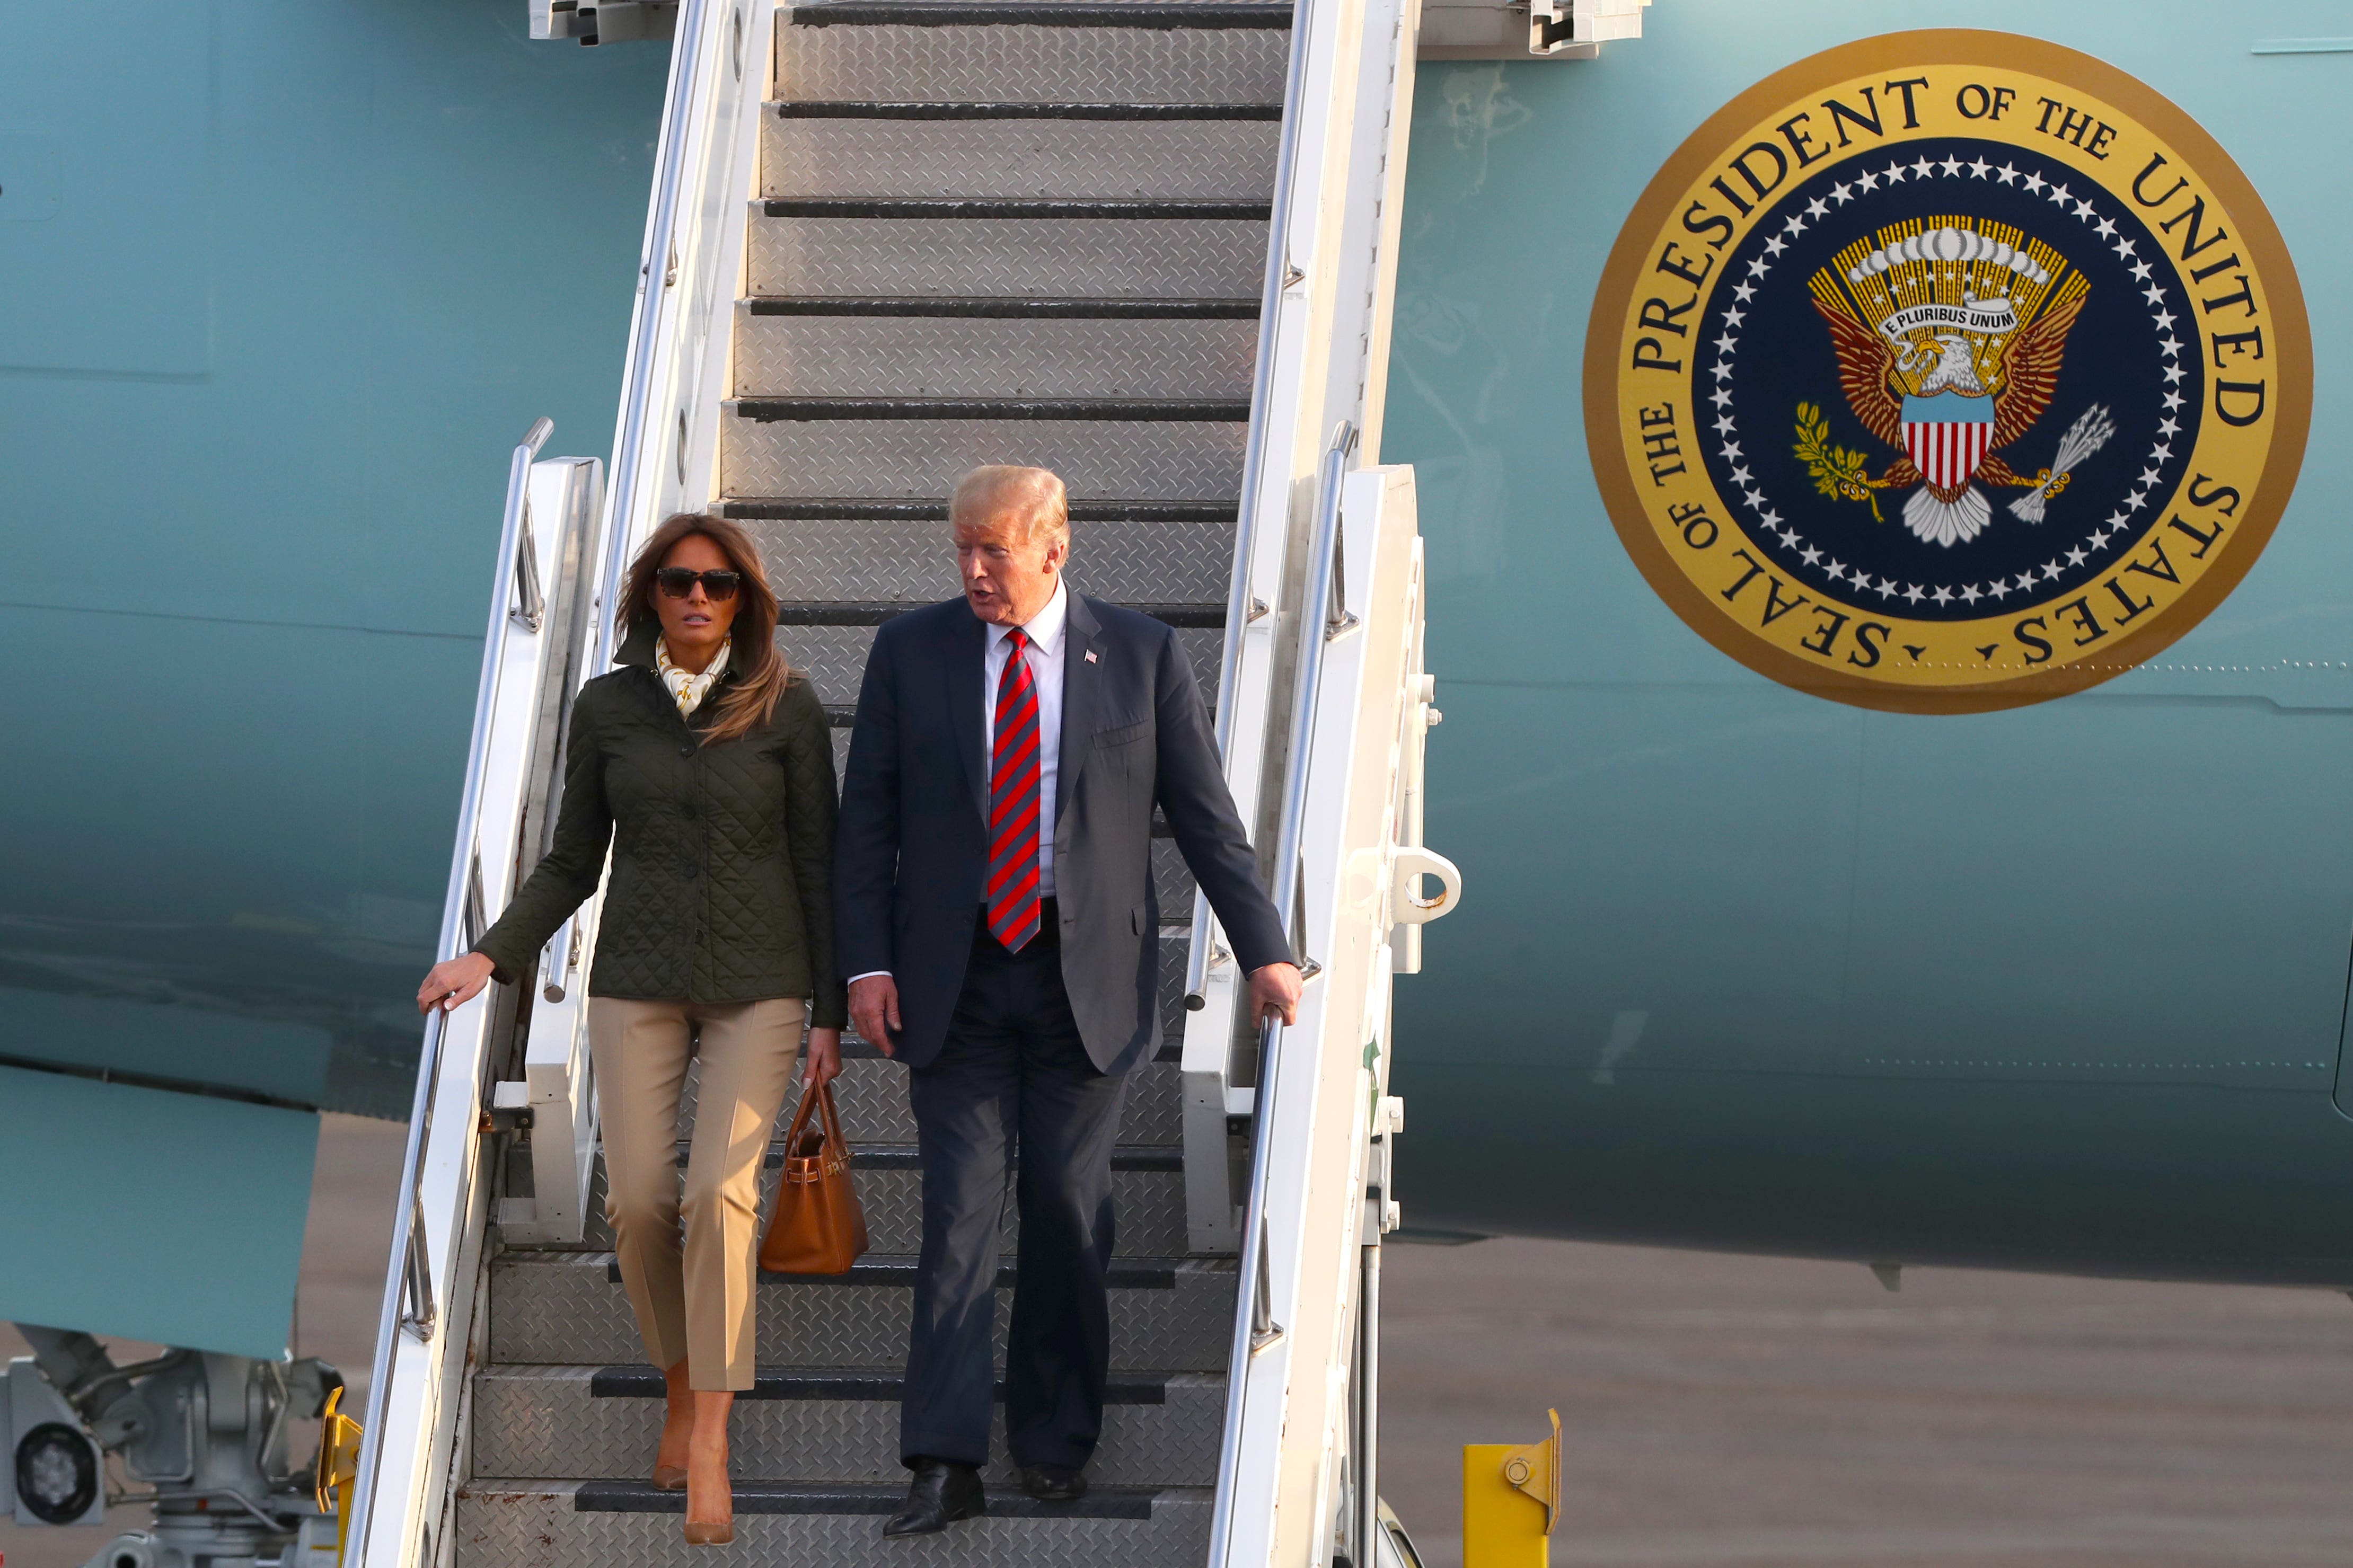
1017, 1464, 1088, 1503
883, 1458, 985, 1538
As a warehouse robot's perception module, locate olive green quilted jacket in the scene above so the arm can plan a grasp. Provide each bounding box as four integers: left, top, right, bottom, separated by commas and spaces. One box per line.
472, 622, 847, 1027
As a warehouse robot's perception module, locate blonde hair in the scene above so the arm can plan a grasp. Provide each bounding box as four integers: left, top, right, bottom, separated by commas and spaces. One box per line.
619, 512, 791, 745
951, 465, 1070, 550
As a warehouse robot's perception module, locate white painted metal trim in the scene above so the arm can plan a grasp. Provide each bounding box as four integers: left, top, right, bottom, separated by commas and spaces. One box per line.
1183, 0, 1427, 1256
347, 426, 569, 1568
1213, 467, 1438, 1568
498, 457, 609, 1246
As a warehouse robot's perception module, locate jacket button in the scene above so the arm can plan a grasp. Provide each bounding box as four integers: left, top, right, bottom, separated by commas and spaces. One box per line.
685, 864, 701, 879
679, 744, 692, 757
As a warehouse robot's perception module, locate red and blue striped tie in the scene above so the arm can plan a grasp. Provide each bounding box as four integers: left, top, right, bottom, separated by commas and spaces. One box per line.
985, 627, 1043, 951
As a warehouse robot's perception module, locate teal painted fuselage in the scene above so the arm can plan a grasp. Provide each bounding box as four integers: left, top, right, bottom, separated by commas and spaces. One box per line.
1385, 0, 2353, 1282
0, 2, 667, 1118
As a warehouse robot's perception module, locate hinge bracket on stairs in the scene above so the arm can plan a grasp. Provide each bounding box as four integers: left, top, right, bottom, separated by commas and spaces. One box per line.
1248, 1242, 1285, 1354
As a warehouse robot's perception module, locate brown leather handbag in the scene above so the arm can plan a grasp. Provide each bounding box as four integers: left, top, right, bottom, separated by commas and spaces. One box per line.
757, 1080, 868, 1274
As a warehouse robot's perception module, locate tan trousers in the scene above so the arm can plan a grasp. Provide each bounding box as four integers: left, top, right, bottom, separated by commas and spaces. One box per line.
588, 996, 805, 1391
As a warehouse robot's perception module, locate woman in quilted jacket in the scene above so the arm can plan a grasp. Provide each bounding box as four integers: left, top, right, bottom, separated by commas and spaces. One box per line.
417, 512, 847, 1546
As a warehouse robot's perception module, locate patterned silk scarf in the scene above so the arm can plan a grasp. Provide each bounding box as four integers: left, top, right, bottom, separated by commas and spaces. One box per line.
655, 636, 730, 717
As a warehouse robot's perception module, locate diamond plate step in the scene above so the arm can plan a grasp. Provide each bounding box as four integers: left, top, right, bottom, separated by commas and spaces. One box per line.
659, 1052, 1182, 1146
769, 620, 1222, 710
733, 308, 1256, 398
487, 1253, 1238, 1371
572, 1144, 1189, 1256
453, 1482, 1211, 1568
741, 510, 1234, 601
774, 599, 1219, 626
749, 210, 1266, 297
774, 101, 1280, 118
471, 1366, 1221, 1486
762, 114, 1276, 201
491, 972, 1191, 1186
577, 924, 1187, 1032
744, 296, 1256, 314
728, 497, 1236, 517
791, 1, 1293, 25
721, 411, 1245, 501
773, 21, 1288, 105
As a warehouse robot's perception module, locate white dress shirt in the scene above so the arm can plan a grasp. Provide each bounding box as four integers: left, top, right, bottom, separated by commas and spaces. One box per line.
848, 580, 1069, 985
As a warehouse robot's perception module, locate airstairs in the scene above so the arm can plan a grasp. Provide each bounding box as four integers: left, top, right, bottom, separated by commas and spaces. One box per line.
345, 0, 1455, 1563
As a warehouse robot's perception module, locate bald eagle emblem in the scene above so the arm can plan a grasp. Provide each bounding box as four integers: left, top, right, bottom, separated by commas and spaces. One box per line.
1802, 219, 2114, 546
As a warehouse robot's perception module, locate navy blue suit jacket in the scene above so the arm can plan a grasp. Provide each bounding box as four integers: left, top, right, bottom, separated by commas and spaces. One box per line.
833, 591, 1292, 1073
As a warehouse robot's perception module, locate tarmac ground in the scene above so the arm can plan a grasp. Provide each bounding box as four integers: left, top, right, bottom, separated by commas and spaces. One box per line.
9, 1113, 2353, 1568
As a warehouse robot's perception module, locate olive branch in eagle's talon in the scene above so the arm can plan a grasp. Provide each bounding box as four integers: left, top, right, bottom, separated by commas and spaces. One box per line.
1793, 401, 1887, 522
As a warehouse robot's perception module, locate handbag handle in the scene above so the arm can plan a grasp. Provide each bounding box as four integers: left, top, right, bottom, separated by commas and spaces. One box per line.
819, 1077, 846, 1151
781, 1077, 845, 1157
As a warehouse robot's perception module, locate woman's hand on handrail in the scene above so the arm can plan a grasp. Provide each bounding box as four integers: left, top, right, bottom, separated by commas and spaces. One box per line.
417, 953, 496, 1015
804, 1027, 843, 1089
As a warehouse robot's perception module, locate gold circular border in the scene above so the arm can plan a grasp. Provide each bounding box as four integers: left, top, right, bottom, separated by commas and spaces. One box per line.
1582, 28, 2313, 714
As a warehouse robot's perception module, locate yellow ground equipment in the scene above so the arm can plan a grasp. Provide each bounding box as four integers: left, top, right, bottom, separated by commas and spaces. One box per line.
1463, 1407, 1561, 1568
314, 1385, 364, 1562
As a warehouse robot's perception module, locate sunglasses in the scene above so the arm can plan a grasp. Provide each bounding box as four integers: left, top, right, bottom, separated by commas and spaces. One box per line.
655, 568, 742, 601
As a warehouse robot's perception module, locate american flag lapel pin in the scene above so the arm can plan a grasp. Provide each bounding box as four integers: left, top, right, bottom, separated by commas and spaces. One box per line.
1085, 649, 1098, 663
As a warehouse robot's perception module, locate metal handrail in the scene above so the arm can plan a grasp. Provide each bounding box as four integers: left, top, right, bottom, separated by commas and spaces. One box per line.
510, 420, 552, 633
1185, 0, 1319, 1010
1270, 424, 1354, 944
342, 416, 551, 1568
1355, 1224, 1382, 1568
1204, 422, 1354, 1567
593, 0, 715, 680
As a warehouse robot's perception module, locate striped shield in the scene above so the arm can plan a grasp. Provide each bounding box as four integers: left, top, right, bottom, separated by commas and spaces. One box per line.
1900, 390, 1995, 492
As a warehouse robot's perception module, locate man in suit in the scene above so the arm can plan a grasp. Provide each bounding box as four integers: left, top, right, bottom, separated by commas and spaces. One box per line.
835, 464, 1301, 1536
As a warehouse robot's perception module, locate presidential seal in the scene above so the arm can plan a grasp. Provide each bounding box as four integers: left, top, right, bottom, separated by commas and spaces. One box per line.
1585, 31, 2310, 711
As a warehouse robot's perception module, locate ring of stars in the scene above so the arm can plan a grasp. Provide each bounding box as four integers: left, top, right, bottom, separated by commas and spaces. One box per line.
1707, 146, 2190, 613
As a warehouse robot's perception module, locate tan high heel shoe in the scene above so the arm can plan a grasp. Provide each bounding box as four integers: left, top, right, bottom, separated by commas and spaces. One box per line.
653, 1465, 688, 1491
682, 1433, 733, 1545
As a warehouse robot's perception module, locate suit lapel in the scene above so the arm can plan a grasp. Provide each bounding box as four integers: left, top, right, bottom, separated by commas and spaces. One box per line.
1055, 591, 1104, 855
947, 610, 990, 826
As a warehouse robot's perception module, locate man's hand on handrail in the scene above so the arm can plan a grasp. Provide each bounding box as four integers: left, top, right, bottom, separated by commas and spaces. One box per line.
1248, 962, 1302, 1029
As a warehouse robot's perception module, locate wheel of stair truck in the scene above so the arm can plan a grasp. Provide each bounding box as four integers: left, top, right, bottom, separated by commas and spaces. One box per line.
13, 1421, 101, 1525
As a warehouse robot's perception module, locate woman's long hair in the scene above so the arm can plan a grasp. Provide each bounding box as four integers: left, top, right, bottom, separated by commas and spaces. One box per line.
620, 512, 790, 745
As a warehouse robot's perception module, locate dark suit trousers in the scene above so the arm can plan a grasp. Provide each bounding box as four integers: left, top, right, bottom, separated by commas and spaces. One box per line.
901, 913, 1130, 1470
